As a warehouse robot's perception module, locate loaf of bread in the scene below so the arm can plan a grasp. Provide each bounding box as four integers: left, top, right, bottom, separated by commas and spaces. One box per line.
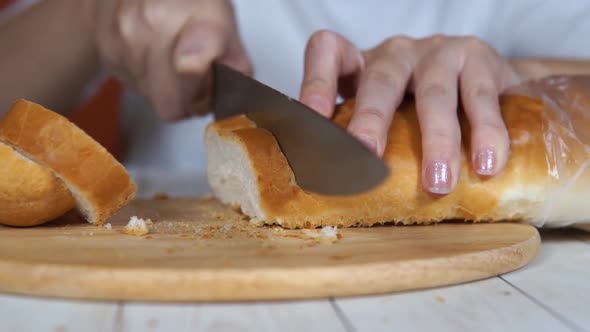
206, 90, 590, 229
0, 99, 137, 226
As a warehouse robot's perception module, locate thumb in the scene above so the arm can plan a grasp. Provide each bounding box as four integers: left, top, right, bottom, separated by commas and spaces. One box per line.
174, 19, 229, 74
174, 17, 253, 77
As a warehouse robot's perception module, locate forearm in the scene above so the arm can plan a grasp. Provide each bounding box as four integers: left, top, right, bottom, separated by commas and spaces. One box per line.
0, 0, 99, 115
510, 57, 590, 81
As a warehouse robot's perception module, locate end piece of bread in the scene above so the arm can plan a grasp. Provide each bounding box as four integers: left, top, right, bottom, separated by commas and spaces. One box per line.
0, 141, 75, 227
206, 94, 590, 229
0, 99, 137, 225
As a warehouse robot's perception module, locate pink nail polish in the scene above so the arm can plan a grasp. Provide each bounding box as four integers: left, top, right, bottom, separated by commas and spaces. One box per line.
424, 161, 452, 194
475, 148, 495, 176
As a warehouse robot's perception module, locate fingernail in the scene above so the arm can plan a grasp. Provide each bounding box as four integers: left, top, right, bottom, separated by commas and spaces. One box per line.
176, 54, 206, 72
356, 134, 378, 154
474, 148, 495, 176
302, 95, 331, 117
176, 40, 211, 72
424, 161, 452, 194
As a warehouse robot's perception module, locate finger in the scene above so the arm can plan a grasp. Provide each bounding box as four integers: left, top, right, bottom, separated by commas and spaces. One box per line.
145, 26, 186, 121
219, 39, 254, 76
175, 20, 253, 116
174, 18, 231, 74
299, 30, 364, 118
218, 24, 254, 77
414, 50, 462, 195
174, 1, 252, 116
180, 39, 253, 117
459, 55, 510, 176
96, 0, 130, 81
210, 0, 253, 76
347, 37, 415, 156
117, 2, 152, 89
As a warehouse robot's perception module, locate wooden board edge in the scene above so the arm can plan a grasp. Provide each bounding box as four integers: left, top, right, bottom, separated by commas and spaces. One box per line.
0, 227, 541, 302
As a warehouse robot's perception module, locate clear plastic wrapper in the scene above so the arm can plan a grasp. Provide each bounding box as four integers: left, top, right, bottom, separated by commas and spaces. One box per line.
506, 75, 590, 228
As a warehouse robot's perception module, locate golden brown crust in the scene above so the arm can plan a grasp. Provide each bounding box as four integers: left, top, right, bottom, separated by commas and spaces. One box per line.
0, 142, 75, 227
209, 95, 553, 228
0, 99, 137, 225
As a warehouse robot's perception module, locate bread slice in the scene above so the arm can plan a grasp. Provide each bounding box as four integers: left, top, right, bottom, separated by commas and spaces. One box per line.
205, 94, 590, 229
0, 141, 75, 227
0, 99, 137, 225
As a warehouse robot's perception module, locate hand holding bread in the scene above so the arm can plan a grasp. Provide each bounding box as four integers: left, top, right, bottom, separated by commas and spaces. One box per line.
299, 32, 522, 196
207, 75, 590, 229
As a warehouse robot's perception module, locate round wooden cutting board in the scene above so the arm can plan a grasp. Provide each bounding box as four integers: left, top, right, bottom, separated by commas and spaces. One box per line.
0, 197, 540, 302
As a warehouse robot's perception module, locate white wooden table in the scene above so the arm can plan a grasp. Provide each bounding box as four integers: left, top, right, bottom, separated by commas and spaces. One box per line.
2, 170, 589, 332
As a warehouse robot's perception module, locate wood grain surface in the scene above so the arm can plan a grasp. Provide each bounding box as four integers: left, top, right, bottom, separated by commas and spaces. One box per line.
0, 197, 540, 302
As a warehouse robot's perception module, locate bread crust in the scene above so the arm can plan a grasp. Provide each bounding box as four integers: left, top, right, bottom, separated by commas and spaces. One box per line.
0, 99, 137, 225
0, 142, 75, 227
207, 95, 568, 229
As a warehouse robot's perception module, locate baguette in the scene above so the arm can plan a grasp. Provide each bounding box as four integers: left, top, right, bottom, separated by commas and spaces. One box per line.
0, 99, 137, 225
0, 141, 75, 227
206, 94, 590, 229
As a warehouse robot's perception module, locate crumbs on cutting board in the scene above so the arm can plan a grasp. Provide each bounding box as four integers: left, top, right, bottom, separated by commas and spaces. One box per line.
301, 226, 341, 244
120, 219, 342, 245
116, 203, 341, 244
123, 216, 153, 236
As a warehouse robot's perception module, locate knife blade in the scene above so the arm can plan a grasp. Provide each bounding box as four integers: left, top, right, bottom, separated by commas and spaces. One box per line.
211, 63, 390, 196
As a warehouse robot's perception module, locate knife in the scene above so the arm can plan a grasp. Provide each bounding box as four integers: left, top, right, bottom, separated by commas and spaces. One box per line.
210, 62, 390, 196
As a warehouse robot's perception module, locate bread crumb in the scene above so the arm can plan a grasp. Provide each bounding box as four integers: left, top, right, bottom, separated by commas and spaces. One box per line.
320, 226, 338, 239
302, 226, 340, 244
271, 226, 288, 236
250, 217, 263, 226
223, 224, 233, 231
103, 223, 112, 230
123, 216, 153, 236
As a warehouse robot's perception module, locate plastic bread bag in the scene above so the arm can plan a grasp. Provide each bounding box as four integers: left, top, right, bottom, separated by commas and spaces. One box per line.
504, 75, 590, 229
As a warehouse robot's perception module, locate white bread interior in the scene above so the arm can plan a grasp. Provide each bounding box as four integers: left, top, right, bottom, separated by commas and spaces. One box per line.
206, 116, 267, 224
0, 99, 137, 225
0, 141, 75, 227
206, 93, 590, 229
